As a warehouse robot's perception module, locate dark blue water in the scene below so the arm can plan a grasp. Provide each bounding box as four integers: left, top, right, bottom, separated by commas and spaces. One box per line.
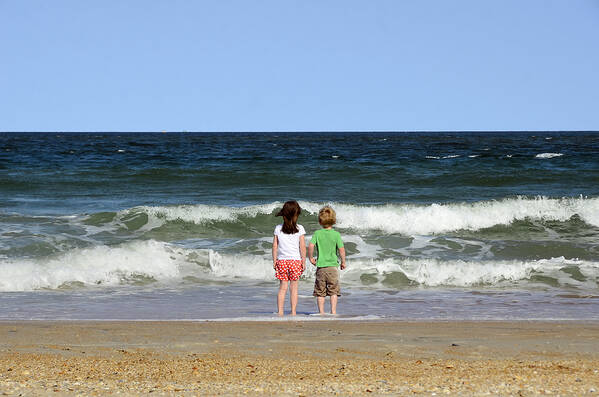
2, 132, 598, 214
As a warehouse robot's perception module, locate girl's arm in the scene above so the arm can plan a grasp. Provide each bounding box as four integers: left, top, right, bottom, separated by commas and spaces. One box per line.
272, 236, 278, 269
299, 235, 306, 271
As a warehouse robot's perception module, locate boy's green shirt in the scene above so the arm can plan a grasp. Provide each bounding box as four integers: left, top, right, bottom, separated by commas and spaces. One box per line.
310, 228, 344, 267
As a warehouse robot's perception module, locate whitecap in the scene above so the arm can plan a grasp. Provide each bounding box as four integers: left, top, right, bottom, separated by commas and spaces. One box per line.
535, 152, 563, 159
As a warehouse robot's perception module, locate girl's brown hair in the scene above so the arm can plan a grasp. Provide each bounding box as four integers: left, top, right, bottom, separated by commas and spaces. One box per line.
276, 201, 302, 234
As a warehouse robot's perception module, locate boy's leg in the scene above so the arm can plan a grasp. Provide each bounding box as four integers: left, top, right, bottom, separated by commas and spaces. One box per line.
289, 280, 299, 316
314, 267, 327, 314
328, 267, 340, 314
330, 294, 338, 315
277, 281, 288, 316
317, 296, 326, 314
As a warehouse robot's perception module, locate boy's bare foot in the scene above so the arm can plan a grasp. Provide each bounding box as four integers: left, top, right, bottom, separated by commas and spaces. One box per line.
277, 312, 284, 316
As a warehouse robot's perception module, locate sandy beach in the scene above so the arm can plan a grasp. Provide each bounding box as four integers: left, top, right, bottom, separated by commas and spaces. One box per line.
0, 321, 598, 396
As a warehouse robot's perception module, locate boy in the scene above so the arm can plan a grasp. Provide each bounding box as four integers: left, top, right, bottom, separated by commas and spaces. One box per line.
308, 206, 346, 315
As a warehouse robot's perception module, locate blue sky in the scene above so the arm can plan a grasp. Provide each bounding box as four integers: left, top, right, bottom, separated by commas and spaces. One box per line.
1, 1, 598, 132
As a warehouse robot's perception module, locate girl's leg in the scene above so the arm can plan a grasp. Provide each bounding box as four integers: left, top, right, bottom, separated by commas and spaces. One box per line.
330, 294, 338, 315
289, 280, 299, 315
277, 280, 288, 316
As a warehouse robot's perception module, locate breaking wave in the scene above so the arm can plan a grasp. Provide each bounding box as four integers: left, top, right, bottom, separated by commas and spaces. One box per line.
0, 240, 189, 291
103, 196, 599, 235
1, 240, 597, 291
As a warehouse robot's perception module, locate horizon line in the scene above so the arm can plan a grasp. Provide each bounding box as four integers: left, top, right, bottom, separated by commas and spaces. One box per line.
2, 130, 599, 134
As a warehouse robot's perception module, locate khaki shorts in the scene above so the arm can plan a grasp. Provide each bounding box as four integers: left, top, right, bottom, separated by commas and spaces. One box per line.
313, 266, 340, 297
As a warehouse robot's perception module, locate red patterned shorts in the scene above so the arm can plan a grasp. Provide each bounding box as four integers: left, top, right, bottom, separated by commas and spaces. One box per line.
275, 259, 304, 281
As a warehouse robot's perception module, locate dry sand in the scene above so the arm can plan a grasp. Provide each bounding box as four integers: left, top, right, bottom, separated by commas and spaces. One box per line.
1, 320, 598, 396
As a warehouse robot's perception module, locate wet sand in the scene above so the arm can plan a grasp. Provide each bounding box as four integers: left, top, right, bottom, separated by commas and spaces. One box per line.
1, 321, 598, 396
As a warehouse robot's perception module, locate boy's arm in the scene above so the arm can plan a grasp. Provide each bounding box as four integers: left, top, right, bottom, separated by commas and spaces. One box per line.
338, 247, 346, 270
272, 236, 278, 269
337, 234, 346, 270
299, 235, 306, 271
308, 243, 317, 265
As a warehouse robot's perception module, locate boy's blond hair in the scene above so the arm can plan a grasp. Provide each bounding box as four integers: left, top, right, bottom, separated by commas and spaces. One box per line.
318, 206, 336, 227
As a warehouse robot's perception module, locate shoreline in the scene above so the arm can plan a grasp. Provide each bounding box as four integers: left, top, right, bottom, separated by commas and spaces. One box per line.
1, 320, 598, 395
2, 316, 599, 322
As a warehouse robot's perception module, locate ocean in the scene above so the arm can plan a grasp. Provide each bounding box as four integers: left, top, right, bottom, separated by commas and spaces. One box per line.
1, 131, 598, 320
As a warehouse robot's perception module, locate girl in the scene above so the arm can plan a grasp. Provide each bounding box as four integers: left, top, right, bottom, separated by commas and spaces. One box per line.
272, 200, 306, 316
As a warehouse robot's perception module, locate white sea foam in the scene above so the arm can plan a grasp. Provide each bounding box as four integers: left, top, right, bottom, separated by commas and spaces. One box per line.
535, 152, 563, 159
206, 253, 599, 288
197, 314, 383, 322
208, 250, 274, 280
425, 154, 460, 159
0, 238, 277, 291
120, 202, 282, 229
110, 196, 599, 236
342, 256, 599, 288
302, 196, 599, 235
0, 240, 189, 292
2, 238, 598, 291
0, 241, 276, 292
